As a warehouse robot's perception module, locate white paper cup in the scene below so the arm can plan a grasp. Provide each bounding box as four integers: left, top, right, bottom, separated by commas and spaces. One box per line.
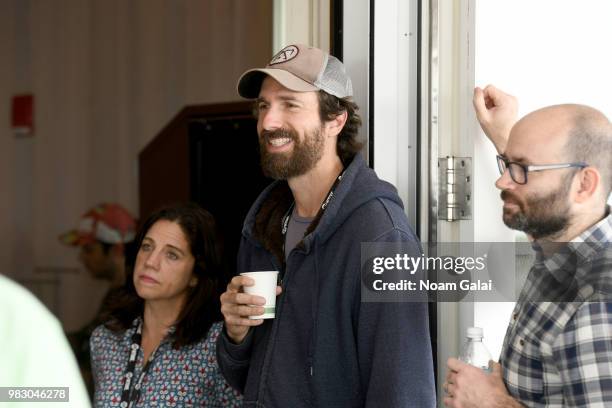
240, 271, 279, 319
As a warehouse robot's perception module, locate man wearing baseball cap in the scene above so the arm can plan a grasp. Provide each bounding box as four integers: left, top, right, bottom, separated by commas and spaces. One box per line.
217, 44, 435, 407
60, 202, 136, 398
60, 203, 136, 286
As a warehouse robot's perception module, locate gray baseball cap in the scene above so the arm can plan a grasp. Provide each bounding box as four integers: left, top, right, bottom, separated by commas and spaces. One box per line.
237, 44, 353, 99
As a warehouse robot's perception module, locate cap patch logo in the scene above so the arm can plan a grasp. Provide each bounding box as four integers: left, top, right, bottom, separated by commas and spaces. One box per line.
269, 45, 299, 65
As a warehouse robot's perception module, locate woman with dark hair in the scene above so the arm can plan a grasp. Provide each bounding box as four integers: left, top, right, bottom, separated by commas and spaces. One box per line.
90, 203, 241, 407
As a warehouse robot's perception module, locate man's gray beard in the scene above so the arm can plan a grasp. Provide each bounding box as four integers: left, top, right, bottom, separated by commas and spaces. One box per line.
259, 127, 325, 180
504, 211, 570, 240
502, 181, 572, 240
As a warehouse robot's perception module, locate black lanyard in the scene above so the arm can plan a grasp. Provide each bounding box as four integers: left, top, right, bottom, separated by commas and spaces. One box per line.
119, 319, 160, 408
281, 168, 346, 239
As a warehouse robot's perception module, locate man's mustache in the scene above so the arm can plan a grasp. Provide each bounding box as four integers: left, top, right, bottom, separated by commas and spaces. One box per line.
501, 190, 521, 206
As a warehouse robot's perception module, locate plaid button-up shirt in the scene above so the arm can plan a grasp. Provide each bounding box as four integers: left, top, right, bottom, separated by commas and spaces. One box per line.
501, 210, 612, 407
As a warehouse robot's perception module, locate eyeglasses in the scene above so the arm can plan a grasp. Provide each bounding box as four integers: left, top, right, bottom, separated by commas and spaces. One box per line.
496, 155, 588, 185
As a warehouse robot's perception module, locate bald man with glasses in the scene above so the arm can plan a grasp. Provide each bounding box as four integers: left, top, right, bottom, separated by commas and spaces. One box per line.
443, 86, 612, 407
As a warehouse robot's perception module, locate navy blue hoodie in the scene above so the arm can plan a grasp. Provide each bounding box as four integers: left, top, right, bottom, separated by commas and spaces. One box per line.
217, 155, 435, 407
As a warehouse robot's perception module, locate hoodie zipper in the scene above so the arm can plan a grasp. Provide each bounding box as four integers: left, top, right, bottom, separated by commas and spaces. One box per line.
257, 247, 317, 405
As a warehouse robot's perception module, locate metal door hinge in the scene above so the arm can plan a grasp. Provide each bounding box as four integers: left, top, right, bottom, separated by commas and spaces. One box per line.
438, 156, 472, 221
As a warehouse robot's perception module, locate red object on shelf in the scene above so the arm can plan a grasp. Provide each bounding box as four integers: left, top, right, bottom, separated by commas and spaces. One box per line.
11, 94, 34, 136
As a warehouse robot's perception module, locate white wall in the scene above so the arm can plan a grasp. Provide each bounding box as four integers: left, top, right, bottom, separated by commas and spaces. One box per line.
372, 0, 419, 228
273, 0, 330, 53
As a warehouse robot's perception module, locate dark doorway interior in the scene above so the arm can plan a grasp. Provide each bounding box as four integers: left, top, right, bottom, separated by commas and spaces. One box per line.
189, 116, 271, 272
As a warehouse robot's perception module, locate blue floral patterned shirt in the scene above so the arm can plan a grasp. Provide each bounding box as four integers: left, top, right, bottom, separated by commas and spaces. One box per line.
90, 319, 241, 407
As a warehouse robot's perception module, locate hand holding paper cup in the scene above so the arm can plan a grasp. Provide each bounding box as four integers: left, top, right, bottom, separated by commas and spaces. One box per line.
239, 271, 279, 319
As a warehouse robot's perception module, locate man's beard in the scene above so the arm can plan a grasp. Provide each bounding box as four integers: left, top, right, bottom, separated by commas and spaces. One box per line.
259, 127, 325, 180
500, 179, 573, 240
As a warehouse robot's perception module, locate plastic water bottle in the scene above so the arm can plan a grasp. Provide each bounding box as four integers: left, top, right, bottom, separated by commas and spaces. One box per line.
459, 327, 492, 372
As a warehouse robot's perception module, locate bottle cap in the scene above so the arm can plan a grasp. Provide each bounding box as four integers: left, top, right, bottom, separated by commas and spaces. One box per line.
466, 327, 484, 339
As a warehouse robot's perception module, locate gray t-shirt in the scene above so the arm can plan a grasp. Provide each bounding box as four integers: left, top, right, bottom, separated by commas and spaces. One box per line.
284, 208, 314, 259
